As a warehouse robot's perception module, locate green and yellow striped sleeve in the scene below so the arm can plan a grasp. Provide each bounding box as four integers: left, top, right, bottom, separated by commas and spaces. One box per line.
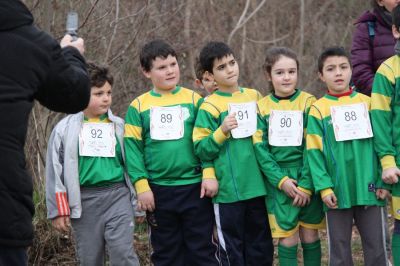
371, 63, 396, 170
306, 105, 334, 193
252, 111, 288, 188
124, 99, 150, 192
193, 102, 228, 162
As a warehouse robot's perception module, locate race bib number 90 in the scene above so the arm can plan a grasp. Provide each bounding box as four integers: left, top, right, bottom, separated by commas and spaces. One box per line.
150, 106, 184, 140
268, 110, 303, 146
330, 102, 373, 141
228, 101, 257, 139
79, 123, 116, 157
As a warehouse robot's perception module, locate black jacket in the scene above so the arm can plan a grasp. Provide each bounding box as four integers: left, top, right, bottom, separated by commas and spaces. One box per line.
0, 0, 90, 247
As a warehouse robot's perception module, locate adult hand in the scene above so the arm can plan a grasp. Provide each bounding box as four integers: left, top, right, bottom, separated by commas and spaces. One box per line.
60, 34, 85, 55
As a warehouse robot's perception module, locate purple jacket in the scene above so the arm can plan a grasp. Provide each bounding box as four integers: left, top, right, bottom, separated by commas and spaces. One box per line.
351, 9, 395, 96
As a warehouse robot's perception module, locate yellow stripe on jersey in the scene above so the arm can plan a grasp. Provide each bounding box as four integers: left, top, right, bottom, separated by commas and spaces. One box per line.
130, 87, 201, 112
392, 196, 400, 220
124, 124, 142, 139
371, 92, 392, 111
193, 127, 212, 142
307, 134, 323, 151
310, 94, 371, 120
252, 129, 263, 144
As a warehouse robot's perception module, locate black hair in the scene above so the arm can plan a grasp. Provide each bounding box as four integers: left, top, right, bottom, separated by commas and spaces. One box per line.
199, 42, 234, 74
393, 5, 400, 30
317, 46, 351, 74
139, 39, 177, 72
194, 57, 205, 80
86, 62, 114, 88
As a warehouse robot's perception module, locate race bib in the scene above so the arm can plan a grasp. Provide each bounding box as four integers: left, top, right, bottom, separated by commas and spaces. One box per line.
79, 123, 116, 157
150, 106, 184, 140
228, 101, 257, 139
330, 102, 373, 141
268, 110, 303, 146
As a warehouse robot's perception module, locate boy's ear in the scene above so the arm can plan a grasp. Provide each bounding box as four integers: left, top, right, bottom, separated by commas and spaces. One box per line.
318, 71, 325, 82
392, 25, 400, 39
194, 79, 203, 89
142, 68, 151, 79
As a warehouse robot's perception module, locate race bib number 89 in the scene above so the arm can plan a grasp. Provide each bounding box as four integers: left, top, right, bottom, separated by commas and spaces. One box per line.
150, 106, 184, 140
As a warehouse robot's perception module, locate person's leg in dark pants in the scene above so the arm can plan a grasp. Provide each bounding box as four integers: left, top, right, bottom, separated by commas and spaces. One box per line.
181, 183, 219, 266
150, 184, 184, 266
354, 206, 387, 266
214, 201, 246, 266
244, 197, 274, 266
326, 208, 354, 266
0, 246, 27, 266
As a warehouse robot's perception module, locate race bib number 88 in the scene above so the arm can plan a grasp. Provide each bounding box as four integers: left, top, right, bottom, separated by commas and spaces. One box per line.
330, 102, 373, 141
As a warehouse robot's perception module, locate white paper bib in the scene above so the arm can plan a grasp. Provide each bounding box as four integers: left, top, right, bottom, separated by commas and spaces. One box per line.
228, 101, 257, 139
79, 123, 116, 157
330, 102, 373, 141
150, 106, 184, 140
268, 110, 303, 146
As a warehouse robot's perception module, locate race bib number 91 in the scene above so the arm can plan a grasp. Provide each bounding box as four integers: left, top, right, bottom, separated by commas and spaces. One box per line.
228, 101, 257, 139
330, 102, 373, 141
150, 106, 184, 140
79, 123, 116, 157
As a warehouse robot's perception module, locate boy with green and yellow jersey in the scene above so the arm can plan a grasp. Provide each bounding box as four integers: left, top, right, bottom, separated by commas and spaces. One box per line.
307, 47, 388, 265
46, 63, 140, 266
124, 39, 218, 266
371, 6, 400, 265
193, 41, 273, 266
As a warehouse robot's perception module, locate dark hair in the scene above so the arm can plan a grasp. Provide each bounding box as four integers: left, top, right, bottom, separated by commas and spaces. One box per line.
317, 46, 351, 73
139, 39, 177, 72
263, 47, 299, 75
199, 42, 234, 74
393, 5, 400, 29
194, 57, 205, 80
86, 62, 114, 88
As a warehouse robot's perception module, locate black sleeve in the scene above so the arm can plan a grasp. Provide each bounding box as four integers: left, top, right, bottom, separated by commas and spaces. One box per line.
35, 44, 90, 114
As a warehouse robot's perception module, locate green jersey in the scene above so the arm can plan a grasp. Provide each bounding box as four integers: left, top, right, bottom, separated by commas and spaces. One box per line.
307, 91, 385, 210
124, 86, 203, 191
193, 87, 266, 203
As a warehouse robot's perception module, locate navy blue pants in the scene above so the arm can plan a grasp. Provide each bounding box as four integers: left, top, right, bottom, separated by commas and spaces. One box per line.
149, 182, 219, 266
214, 196, 274, 266
0, 246, 27, 266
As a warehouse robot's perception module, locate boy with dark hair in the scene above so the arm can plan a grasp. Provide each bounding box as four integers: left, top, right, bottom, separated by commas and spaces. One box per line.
124, 39, 219, 266
193, 41, 274, 266
194, 58, 218, 97
308, 46, 389, 265
371, 5, 400, 265
46, 62, 140, 266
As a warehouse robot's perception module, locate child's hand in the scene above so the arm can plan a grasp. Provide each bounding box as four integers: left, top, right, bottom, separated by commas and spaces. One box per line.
292, 190, 310, 207
322, 193, 338, 209
51, 216, 70, 233
382, 167, 400, 184
221, 113, 238, 135
137, 190, 155, 212
281, 178, 298, 198
376, 188, 390, 200
200, 178, 219, 198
